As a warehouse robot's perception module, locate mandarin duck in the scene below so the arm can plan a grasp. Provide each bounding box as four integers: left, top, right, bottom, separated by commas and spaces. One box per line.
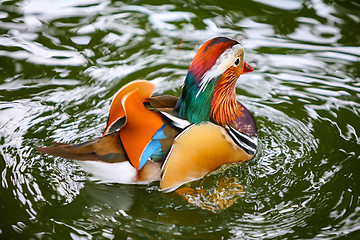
38, 37, 257, 191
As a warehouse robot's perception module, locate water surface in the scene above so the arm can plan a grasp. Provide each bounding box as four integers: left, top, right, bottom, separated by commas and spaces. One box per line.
1, 0, 360, 239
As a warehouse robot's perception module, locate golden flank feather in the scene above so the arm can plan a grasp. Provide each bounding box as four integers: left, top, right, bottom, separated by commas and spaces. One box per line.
160, 122, 253, 190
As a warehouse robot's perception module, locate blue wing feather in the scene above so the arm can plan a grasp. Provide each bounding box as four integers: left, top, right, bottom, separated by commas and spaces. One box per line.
138, 124, 167, 170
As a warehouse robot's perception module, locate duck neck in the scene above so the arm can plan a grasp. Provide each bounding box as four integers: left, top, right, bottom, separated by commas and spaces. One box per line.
211, 73, 243, 126
176, 73, 218, 124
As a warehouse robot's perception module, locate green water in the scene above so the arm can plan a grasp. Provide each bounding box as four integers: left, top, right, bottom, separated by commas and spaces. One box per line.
1, 0, 360, 239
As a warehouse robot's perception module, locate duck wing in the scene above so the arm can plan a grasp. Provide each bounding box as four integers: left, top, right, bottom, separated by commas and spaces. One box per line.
38, 131, 127, 163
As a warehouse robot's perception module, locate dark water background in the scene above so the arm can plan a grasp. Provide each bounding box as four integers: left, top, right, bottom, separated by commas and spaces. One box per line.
1, 0, 360, 239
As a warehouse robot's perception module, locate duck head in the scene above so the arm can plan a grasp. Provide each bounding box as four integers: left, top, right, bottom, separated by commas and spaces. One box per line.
176, 37, 253, 127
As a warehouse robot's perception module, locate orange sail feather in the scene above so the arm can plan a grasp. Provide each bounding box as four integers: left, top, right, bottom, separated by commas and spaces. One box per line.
118, 84, 164, 170
104, 80, 155, 135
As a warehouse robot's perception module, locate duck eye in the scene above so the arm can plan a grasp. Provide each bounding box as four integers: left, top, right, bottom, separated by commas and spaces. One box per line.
234, 58, 240, 66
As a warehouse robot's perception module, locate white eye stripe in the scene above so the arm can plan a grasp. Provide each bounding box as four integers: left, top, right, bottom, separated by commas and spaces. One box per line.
197, 44, 244, 97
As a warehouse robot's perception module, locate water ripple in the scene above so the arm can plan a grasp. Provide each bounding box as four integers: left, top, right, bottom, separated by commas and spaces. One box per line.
1, 0, 360, 239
